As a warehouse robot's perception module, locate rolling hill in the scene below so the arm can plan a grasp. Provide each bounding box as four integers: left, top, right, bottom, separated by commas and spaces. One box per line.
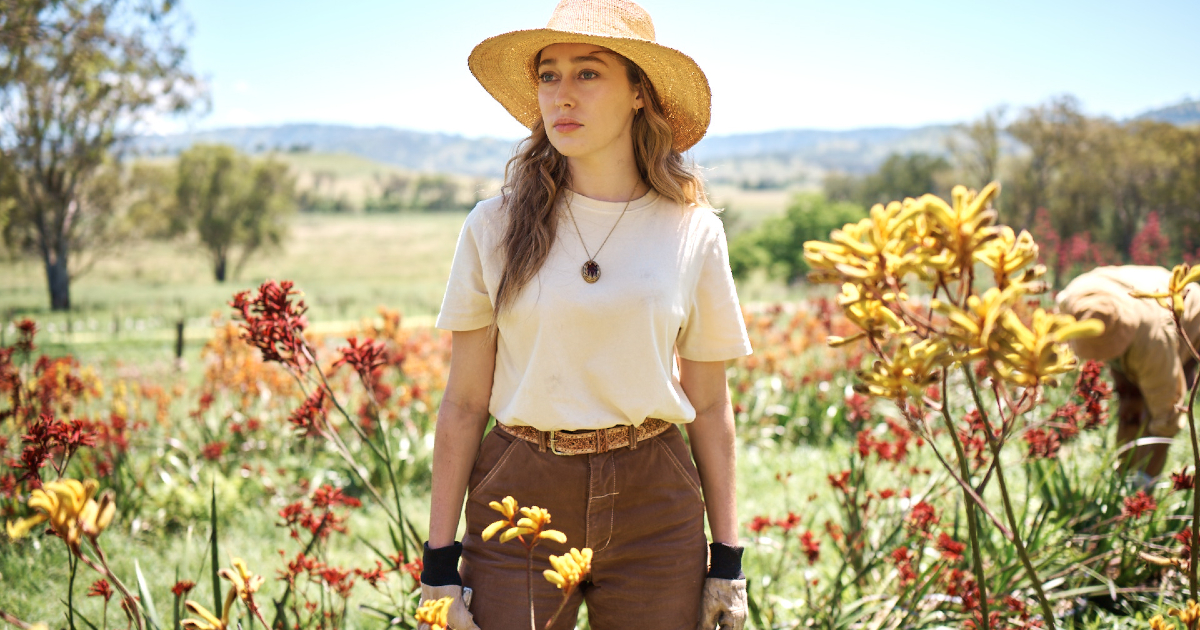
132, 98, 1200, 187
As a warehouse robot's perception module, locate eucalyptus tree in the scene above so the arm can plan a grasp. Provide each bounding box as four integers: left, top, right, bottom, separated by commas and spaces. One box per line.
0, 0, 199, 310
173, 144, 296, 283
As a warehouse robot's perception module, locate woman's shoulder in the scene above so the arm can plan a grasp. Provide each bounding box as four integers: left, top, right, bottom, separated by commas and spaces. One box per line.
652, 195, 724, 229
462, 194, 507, 234
671, 201, 728, 243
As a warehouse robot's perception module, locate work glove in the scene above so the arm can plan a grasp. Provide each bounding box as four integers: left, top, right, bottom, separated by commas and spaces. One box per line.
419, 542, 480, 630
697, 578, 747, 630
697, 542, 747, 630
418, 583, 478, 630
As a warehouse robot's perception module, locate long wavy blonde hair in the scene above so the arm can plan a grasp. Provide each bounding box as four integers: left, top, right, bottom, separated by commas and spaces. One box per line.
491, 54, 709, 327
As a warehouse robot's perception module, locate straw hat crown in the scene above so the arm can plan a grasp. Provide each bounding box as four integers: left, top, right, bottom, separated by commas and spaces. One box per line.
468, 0, 710, 153
546, 0, 655, 41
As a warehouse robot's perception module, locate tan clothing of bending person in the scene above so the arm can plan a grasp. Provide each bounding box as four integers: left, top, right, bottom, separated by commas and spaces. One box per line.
1056, 266, 1200, 477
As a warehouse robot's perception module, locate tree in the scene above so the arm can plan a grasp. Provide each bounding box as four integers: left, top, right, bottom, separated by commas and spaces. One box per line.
729, 193, 867, 282
824, 153, 951, 210
0, 0, 199, 310
947, 105, 1007, 189
174, 144, 296, 282
1004, 95, 1093, 229
859, 153, 951, 207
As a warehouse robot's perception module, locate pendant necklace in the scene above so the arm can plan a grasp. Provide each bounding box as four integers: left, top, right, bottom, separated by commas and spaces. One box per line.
564, 182, 640, 284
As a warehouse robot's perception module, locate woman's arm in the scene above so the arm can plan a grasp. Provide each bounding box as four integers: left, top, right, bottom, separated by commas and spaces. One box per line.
428, 327, 498, 548
679, 357, 738, 545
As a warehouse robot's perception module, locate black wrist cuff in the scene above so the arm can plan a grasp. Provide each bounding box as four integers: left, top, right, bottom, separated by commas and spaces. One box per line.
420, 541, 463, 586
707, 542, 745, 580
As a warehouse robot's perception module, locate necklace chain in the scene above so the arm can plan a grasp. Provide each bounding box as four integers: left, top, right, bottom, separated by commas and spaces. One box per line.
565, 182, 640, 283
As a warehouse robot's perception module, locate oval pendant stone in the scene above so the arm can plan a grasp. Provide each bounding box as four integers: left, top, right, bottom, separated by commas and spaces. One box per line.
582, 260, 600, 283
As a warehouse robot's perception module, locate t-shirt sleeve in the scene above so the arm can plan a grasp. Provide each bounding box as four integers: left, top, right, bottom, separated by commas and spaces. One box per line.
435, 209, 494, 331
676, 218, 753, 362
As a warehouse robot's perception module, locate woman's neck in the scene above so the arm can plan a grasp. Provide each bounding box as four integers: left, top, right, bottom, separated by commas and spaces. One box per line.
566, 152, 646, 202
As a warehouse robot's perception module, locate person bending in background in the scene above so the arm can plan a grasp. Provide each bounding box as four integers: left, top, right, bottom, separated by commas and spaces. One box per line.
1056, 266, 1200, 480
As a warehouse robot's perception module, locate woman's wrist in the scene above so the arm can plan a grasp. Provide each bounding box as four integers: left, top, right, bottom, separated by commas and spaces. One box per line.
421, 541, 464, 586
707, 541, 745, 580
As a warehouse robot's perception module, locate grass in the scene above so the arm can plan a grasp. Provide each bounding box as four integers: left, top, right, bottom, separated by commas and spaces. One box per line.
0, 180, 800, 365
1, 212, 470, 366
10, 180, 1180, 628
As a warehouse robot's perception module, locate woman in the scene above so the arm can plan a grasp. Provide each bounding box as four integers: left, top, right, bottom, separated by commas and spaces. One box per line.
419, 1, 752, 628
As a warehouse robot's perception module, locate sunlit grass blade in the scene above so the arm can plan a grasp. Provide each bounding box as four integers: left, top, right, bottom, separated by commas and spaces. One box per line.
135, 559, 163, 630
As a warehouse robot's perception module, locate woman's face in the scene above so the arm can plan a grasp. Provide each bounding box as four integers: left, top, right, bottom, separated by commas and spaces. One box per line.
536, 43, 643, 160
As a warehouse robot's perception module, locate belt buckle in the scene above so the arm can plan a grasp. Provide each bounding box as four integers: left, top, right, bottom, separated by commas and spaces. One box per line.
548, 431, 569, 456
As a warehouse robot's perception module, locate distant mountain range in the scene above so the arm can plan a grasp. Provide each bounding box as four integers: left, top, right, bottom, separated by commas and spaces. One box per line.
132, 99, 1200, 186
1135, 99, 1200, 125
133, 124, 518, 178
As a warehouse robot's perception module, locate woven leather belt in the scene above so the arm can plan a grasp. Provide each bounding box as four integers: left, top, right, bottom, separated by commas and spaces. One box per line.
497, 418, 672, 456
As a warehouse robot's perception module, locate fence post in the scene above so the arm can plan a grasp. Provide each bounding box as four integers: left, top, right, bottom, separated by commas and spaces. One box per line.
175, 318, 185, 360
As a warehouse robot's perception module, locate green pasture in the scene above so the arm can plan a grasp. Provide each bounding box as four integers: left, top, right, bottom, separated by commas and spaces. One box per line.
0, 184, 800, 366
1, 212, 467, 369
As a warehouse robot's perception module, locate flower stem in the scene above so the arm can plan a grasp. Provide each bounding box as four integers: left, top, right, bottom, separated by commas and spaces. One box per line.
544, 589, 573, 630
964, 367, 1056, 628
1175, 318, 1200, 602
85, 540, 145, 630
940, 374, 991, 630
287, 370, 397, 526
527, 547, 536, 630
68, 553, 78, 630
0, 608, 37, 630
987, 439, 1056, 628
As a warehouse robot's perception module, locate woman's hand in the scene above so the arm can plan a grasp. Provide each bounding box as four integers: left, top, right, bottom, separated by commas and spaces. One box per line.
418, 583, 479, 630
697, 541, 747, 629
697, 577, 747, 630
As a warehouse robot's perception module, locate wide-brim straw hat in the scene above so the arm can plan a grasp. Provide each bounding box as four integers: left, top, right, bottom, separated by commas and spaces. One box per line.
468, 0, 711, 153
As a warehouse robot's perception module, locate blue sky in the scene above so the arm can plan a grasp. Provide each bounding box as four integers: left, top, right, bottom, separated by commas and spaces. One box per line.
173, 0, 1200, 139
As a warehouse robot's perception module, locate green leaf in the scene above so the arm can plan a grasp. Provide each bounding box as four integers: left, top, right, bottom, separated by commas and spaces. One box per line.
210, 478, 222, 617
404, 514, 424, 559
136, 559, 163, 630
357, 534, 395, 567
745, 580, 767, 630
358, 604, 411, 628
389, 523, 405, 559
61, 600, 99, 630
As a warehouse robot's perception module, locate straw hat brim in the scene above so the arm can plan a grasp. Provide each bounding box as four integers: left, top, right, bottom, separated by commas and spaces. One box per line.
468, 28, 711, 153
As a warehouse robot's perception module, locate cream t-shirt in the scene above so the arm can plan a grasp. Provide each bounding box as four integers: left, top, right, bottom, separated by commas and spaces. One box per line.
435, 189, 753, 431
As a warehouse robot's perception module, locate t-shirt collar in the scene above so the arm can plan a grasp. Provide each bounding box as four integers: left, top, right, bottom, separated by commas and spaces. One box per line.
562, 188, 660, 214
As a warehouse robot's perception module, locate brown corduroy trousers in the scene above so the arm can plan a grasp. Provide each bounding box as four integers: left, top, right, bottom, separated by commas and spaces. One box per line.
460, 424, 708, 630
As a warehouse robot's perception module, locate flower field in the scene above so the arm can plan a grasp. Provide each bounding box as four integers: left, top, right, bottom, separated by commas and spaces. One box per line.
3, 188, 1200, 630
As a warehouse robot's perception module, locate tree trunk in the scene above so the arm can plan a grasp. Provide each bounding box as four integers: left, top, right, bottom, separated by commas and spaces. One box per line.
46, 256, 71, 311
214, 253, 227, 283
